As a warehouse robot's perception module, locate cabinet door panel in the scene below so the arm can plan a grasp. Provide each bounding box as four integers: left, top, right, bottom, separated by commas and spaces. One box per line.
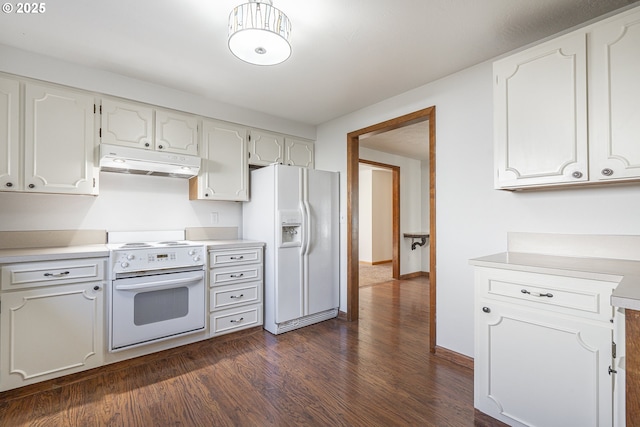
249, 130, 284, 166
155, 109, 199, 155
285, 138, 314, 168
101, 99, 153, 149
494, 32, 588, 189
0, 283, 103, 391
476, 301, 613, 427
591, 8, 640, 181
0, 76, 19, 191
24, 84, 96, 195
193, 120, 248, 201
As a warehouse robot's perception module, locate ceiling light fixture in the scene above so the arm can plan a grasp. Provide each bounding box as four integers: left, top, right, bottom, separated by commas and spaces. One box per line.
228, 0, 292, 66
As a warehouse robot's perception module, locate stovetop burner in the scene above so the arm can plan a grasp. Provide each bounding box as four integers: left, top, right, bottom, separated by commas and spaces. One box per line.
157, 241, 190, 246
121, 242, 153, 248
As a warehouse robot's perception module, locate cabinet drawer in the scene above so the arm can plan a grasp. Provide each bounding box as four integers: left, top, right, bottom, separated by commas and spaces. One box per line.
210, 264, 262, 287
1, 258, 105, 290
209, 247, 262, 267
210, 281, 261, 311
476, 267, 616, 322
210, 304, 262, 337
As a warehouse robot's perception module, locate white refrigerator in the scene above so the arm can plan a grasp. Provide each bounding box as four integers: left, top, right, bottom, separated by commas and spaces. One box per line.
243, 164, 339, 334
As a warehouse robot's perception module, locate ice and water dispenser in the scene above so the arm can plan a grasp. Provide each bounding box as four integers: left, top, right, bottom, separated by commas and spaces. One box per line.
279, 210, 302, 247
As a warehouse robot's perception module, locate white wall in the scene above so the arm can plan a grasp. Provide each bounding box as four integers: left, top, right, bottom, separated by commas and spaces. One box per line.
359, 167, 393, 263
420, 160, 430, 270
358, 169, 373, 262
315, 61, 640, 357
0, 45, 315, 139
0, 45, 314, 235
0, 172, 242, 233
371, 169, 392, 262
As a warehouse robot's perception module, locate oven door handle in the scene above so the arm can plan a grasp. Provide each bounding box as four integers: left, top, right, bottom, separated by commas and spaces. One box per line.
114, 275, 203, 292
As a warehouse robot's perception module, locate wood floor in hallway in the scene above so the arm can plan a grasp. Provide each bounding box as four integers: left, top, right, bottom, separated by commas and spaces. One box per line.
0, 276, 503, 426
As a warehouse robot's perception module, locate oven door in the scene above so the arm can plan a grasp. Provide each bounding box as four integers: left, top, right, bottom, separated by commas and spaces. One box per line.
110, 270, 205, 351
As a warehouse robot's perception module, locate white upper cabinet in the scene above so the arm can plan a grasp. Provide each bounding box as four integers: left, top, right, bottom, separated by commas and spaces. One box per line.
23, 83, 97, 195
494, 5, 640, 190
248, 129, 284, 166
100, 98, 153, 150
101, 98, 199, 156
590, 8, 640, 182
494, 32, 588, 189
284, 137, 314, 168
155, 109, 199, 155
0, 76, 20, 191
190, 119, 248, 201
248, 129, 314, 168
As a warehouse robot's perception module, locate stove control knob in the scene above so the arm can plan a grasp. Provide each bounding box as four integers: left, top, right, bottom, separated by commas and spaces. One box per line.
193, 256, 200, 262
121, 262, 129, 269
126, 254, 135, 261
188, 249, 197, 256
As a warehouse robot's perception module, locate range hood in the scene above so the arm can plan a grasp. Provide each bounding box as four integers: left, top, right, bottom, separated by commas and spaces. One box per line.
99, 144, 201, 178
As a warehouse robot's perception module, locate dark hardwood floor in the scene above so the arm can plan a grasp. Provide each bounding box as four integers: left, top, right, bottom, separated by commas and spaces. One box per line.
0, 277, 503, 426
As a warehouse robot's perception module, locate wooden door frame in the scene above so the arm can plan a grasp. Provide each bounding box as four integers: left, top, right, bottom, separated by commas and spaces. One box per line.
358, 159, 400, 279
347, 106, 436, 352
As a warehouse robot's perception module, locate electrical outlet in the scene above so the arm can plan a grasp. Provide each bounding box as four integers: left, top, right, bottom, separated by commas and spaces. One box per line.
210, 212, 219, 225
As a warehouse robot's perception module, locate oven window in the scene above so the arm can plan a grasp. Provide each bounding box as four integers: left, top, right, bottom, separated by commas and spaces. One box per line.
134, 287, 189, 325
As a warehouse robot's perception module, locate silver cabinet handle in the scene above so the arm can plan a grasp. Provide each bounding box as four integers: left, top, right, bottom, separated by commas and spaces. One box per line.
230, 273, 244, 278
230, 294, 244, 299
521, 289, 553, 298
230, 256, 244, 260
601, 168, 614, 176
482, 307, 491, 313
44, 271, 70, 277
230, 317, 244, 323
572, 171, 583, 179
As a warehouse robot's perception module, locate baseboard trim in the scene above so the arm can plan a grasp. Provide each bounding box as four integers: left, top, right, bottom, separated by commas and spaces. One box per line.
399, 271, 430, 280
358, 260, 392, 266
434, 345, 473, 370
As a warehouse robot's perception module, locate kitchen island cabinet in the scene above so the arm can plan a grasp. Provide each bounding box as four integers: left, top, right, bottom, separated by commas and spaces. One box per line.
0, 256, 106, 392
472, 264, 617, 426
470, 231, 640, 427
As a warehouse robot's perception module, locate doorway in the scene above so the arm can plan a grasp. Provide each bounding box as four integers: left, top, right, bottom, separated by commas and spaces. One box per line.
346, 106, 436, 352
358, 160, 400, 286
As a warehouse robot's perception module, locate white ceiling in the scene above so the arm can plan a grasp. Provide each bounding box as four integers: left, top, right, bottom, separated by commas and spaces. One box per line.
360, 121, 430, 161
1, 0, 637, 132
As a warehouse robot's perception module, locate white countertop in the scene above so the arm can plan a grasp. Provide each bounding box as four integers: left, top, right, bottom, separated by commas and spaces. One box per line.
0, 244, 110, 264
0, 240, 265, 264
470, 252, 640, 311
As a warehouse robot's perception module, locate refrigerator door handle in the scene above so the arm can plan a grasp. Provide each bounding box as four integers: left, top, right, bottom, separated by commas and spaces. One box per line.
301, 200, 311, 255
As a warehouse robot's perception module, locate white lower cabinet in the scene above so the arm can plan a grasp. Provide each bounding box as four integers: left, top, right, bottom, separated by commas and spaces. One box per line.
208, 246, 264, 337
474, 267, 618, 427
0, 258, 105, 391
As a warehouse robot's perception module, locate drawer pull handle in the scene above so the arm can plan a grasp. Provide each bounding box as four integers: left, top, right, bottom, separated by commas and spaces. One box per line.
230, 294, 244, 299
44, 271, 70, 277
482, 307, 491, 313
230, 256, 244, 260
521, 289, 553, 298
230, 317, 244, 323
230, 273, 244, 278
